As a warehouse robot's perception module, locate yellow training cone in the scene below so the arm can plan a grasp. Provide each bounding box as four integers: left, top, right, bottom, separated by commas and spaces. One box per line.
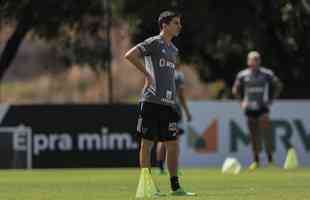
284, 148, 299, 170
136, 168, 158, 198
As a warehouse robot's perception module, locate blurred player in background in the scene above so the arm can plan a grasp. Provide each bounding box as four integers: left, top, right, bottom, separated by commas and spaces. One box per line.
156, 64, 192, 175
125, 11, 195, 196
233, 51, 283, 170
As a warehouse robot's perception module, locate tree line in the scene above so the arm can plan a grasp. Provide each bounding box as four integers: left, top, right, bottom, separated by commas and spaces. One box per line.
1, 0, 309, 98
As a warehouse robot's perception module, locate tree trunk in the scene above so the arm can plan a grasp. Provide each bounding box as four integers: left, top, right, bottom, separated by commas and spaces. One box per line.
0, 1, 35, 81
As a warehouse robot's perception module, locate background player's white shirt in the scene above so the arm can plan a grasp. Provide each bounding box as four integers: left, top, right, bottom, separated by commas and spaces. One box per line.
234, 67, 280, 110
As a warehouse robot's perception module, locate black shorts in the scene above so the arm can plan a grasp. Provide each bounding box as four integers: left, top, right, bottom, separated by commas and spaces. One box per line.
245, 107, 269, 119
137, 102, 179, 142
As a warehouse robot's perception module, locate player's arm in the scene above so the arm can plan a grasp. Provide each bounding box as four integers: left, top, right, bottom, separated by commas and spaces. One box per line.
271, 75, 283, 99
232, 76, 243, 99
124, 45, 153, 85
125, 46, 148, 76
177, 87, 192, 122
233, 74, 247, 109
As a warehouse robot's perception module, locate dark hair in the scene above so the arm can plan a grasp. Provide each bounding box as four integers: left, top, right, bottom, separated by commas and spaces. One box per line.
158, 11, 180, 30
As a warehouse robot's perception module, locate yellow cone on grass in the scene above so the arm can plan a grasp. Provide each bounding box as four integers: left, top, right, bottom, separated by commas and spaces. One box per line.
136, 168, 158, 198
284, 148, 299, 170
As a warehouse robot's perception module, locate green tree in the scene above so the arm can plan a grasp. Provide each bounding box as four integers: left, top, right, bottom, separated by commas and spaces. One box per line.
0, 0, 118, 80
122, 0, 310, 98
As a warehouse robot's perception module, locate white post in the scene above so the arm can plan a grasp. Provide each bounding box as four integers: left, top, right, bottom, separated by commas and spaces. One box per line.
27, 127, 32, 169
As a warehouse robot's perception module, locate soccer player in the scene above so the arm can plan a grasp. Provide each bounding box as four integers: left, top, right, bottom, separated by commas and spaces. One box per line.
125, 11, 195, 196
156, 64, 192, 174
233, 51, 283, 170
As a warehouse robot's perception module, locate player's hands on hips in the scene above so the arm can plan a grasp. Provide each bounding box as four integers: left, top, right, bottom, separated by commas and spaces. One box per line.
145, 73, 154, 88
241, 101, 248, 110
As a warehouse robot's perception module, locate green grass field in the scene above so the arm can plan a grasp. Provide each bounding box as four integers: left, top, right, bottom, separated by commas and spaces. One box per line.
0, 168, 310, 200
